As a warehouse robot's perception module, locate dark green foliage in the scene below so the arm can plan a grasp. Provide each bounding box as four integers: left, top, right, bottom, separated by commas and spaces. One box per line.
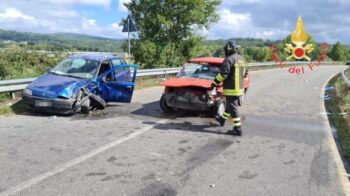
125, 0, 221, 68
0, 46, 67, 80
329, 42, 348, 62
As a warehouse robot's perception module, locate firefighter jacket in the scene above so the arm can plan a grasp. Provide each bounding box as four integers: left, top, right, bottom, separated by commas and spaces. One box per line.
213, 53, 248, 96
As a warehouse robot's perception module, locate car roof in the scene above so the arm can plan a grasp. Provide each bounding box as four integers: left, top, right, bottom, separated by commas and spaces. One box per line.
70, 53, 121, 61
189, 57, 224, 65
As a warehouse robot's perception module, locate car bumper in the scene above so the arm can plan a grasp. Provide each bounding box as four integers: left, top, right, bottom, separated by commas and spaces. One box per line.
164, 94, 212, 111
22, 94, 76, 115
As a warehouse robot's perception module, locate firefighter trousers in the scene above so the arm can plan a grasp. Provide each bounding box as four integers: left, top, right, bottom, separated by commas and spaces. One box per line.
221, 96, 241, 127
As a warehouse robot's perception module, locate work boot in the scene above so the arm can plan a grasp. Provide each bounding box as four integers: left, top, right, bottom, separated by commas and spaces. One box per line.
215, 115, 226, 126
227, 126, 242, 136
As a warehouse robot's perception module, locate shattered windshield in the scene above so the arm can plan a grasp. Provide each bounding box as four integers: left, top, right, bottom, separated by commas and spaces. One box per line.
176, 63, 220, 80
50, 58, 100, 79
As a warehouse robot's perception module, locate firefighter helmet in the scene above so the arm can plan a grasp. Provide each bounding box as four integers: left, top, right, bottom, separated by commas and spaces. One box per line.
224, 41, 238, 56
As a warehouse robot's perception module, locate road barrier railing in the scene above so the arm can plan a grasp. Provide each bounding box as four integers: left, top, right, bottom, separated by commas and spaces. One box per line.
341, 68, 350, 92
0, 61, 341, 96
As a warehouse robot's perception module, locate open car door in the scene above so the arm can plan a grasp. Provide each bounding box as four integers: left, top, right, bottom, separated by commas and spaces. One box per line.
98, 64, 138, 103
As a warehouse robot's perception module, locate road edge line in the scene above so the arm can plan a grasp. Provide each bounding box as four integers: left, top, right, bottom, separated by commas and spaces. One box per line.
321, 72, 350, 195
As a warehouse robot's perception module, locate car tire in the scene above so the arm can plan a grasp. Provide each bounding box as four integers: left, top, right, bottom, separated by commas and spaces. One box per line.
160, 94, 173, 113
81, 98, 90, 114
89, 94, 106, 110
211, 99, 225, 117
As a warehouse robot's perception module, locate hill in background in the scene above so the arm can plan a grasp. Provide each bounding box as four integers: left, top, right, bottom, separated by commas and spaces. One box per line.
0, 29, 126, 52
0, 29, 280, 53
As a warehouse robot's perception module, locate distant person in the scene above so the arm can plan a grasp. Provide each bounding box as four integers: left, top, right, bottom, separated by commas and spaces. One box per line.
211, 41, 248, 136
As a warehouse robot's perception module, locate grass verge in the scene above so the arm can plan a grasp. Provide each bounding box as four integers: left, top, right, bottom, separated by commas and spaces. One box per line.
0, 100, 28, 115
326, 70, 350, 158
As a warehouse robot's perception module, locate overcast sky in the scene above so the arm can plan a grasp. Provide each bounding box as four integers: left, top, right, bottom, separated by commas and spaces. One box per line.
0, 0, 349, 44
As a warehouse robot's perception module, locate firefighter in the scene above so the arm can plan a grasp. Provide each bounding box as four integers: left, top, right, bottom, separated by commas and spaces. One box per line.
211, 41, 248, 136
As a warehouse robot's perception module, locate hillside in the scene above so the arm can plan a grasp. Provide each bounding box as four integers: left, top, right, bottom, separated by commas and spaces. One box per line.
0, 29, 126, 52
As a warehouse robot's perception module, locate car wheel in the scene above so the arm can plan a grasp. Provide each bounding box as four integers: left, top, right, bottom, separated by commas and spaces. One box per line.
81, 98, 90, 114
89, 94, 106, 110
160, 94, 173, 113
211, 99, 225, 117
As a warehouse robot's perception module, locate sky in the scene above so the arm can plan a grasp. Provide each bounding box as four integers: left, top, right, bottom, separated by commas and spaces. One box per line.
0, 0, 349, 44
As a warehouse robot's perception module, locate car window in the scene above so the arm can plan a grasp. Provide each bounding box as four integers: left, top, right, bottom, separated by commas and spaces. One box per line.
98, 61, 113, 82
50, 58, 100, 79
114, 66, 135, 83
111, 59, 124, 66
177, 63, 220, 80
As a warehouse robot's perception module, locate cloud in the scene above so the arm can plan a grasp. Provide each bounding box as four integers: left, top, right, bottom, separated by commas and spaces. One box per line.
201, 0, 350, 43
0, 8, 34, 20
0, 0, 349, 44
202, 9, 253, 39
118, 0, 131, 12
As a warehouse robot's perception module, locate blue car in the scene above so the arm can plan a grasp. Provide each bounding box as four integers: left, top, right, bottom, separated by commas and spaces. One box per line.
22, 53, 138, 115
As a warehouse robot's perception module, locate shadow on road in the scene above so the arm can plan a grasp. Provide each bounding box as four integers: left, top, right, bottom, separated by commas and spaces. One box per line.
131, 101, 214, 119
143, 120, 229, 136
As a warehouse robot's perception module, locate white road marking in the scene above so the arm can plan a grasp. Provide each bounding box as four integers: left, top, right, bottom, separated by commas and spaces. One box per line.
149, 152, 162, 157
0, 119, 168, 196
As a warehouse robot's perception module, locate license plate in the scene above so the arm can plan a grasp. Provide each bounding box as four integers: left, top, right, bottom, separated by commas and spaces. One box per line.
35, 101, 51, 107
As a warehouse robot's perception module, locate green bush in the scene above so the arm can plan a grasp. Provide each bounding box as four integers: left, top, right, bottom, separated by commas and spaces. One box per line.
0, 46, 67, 80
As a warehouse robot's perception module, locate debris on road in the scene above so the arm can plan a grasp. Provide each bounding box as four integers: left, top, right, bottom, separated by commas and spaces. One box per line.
210, 184, 215, 188
324, 86, 335, 91
48, 116, 57, 121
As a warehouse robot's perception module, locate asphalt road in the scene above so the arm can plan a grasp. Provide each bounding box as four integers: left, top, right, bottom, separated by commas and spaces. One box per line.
0, 65, 349, 196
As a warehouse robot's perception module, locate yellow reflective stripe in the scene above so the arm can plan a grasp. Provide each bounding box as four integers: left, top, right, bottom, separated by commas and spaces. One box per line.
238, 60, 247, 67
222, 115, 229, 120
216, 73, 225, 82
235, 66, 239, 91
223, 89, 244, 96
234, 122, 241, 126
232, 117, 240, 121
223, 112, 230, 116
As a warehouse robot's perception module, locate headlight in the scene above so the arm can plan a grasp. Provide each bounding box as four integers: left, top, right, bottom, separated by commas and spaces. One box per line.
24, 89, 32, 96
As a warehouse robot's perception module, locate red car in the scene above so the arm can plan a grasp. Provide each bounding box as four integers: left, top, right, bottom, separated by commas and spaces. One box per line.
160, 57, 250, 116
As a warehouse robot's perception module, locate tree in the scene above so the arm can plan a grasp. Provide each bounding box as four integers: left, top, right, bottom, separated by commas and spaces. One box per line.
329, 42, 347, 62
125, 0, 221, 68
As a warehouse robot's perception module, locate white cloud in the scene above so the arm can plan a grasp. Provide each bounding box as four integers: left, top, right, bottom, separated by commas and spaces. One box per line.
201, 9, 253, 39
118, 0, 131, 12
44, 10, 79, 19
0, 8, 34, 20
111, 23, 120, 29
222, 0, 260, 7
87, 19, 97, 26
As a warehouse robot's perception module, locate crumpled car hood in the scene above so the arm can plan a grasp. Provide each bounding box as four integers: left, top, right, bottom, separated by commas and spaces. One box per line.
27, 73, 88, 99
161, 78, 212, 89
162, 76, 250, 90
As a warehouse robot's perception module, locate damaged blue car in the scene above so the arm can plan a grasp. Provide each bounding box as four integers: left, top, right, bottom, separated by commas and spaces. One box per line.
22, 53, 138, 115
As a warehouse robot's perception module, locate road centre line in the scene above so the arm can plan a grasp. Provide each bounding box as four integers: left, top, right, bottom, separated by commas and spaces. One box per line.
0, 119, 168, 196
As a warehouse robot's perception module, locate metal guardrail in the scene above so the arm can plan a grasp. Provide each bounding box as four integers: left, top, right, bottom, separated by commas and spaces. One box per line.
341, 68, 350, 92
0, 61, 339, 94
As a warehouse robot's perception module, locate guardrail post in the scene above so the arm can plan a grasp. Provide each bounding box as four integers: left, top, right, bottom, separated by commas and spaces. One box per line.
341, 69, 350, 93
11, 92, 16, 100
